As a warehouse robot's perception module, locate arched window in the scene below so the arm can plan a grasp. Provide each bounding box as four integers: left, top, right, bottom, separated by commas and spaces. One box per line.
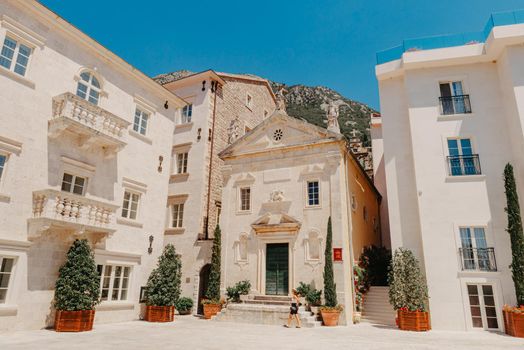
76, 71, 101, 105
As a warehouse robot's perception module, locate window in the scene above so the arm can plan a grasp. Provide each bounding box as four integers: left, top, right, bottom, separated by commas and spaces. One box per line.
307, 181, 320, 206
0, 154, 6, 181
467, 284, 499, 330
459, 227, 496, 271
76, 71, 101, 105
273, 129, 283, 142
133, 108, 149, 136
447, 138, 481, 176
0, 257, 14, 303
97, 265, 131, 301
246, 94, 253, 109
439, 81, 471, 115
0, 36, 31, 76
61, 173, 86, 195
121, 191, 140, 220
181, 104, 193, 124
240, 187, 251, 211
176, 153, 188, 174
172, 203, 184, 228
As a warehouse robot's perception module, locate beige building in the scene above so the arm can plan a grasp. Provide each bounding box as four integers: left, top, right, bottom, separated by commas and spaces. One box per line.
0, 1, 186, 330
216, 107, 381, 325
374, 11, 524, 331
154, 70, 277, 312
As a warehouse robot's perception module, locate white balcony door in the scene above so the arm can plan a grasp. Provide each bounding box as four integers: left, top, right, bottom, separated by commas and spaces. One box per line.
466, 284, 499, 331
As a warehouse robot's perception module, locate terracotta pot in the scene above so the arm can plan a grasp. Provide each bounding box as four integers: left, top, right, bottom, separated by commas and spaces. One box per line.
55, 310, 95, 332
320, 309, 341, 326
397, 310, 431, 331
353, 311, 362, 324
203, 303, 222, 319
503, 310, 524, 338
145, 305, 175, 322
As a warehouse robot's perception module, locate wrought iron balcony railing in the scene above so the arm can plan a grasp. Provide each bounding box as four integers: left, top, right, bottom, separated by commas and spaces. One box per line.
447, 154, 481, 176
439, 95, 472, 115
459, 247, 497, 272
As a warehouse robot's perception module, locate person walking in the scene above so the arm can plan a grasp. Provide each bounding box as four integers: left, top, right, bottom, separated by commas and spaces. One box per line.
284, 289, 302, 328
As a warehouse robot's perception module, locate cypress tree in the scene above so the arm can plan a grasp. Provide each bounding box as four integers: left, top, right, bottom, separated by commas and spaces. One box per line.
504, 163, 524, 306
146, 244, 182, 306
54, 239, 100, 311
388, 248, 428, 311
323, 217, 338, 307
205, 225, 222, 302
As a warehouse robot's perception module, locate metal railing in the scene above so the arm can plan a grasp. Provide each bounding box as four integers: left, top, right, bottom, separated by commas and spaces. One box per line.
459, 247, 497, 272
439, 95, 472, 115
447, 154, 481, 176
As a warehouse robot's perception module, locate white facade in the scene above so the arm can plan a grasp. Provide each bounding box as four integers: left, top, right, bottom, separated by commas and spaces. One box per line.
0, 1, 185, 330
218, 110, 378, 326
374, 21, 524, 331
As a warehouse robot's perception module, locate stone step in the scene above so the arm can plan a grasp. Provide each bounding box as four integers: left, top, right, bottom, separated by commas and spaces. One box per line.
243, 299, 291, 306
252, 295, 292, 302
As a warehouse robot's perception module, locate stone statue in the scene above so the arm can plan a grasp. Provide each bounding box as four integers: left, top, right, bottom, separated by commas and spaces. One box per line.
227, 116, 241, 144
327, 101, 340, 133
275, 88, 287, 112
269, 190, 285, 202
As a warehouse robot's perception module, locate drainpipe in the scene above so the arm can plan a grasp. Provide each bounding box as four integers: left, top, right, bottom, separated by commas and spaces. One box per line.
205, 81, 219, 240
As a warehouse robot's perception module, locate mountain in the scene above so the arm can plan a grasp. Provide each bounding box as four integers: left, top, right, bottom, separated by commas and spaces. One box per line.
154, 70, 377, 147
269, 82, 376, 147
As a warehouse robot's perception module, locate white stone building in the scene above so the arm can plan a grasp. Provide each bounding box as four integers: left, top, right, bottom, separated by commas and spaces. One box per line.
154, 70, 277, 312
373, 11, 524, 331
217, 108, 382, 325
0, 1, 186, 330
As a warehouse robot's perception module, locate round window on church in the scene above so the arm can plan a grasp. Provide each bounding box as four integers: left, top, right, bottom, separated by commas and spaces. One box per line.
273, 129, 283, 142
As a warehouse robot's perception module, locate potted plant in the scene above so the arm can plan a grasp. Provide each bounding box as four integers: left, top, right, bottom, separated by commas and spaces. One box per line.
296, 282, 321, 315
319, 217, 343, 326
202, 225, 223, 319
144, 244, 182, 322
226, 280, 251, 303
388, 248, 430, 331
175, 297, 194, 315
54, 239, 100, 332
502, 164, 524, 338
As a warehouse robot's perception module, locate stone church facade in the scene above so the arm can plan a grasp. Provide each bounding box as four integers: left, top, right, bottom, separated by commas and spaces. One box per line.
218, 108, 381, 325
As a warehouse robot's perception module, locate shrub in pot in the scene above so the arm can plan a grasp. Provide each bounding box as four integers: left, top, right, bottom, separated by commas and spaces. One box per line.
388, 248, 430, 331
226, 280, 251, 303
296, 282, 321, 313
54, 239, 100, 332
503, 164, 524, 337
319, 217, 343, 326
175, 297, 194, 315
353, 265, 366, 323
145, 244, 182, 322
202, 225, 223, 319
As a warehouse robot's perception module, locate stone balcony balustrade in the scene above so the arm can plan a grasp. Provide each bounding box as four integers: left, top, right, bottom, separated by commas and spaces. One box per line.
28, 189, 119, 239
49, 92, 130, 156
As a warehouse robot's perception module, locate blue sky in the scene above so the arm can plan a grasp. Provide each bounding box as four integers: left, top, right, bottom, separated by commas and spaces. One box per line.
40, 0, 524, 109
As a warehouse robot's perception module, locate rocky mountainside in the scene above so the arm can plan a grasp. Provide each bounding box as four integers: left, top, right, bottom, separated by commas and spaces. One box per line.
154, 70, 377, 146
270, 82, 376, 147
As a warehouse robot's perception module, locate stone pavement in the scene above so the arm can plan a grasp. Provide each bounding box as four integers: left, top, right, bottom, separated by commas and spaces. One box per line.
0, 316, 522, 350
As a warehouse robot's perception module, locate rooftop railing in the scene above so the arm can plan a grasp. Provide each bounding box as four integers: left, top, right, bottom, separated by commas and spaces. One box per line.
376, 9, 524, 65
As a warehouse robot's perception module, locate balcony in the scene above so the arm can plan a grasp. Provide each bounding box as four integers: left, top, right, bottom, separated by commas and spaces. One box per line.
28, 189, 119, 239
49, 93, 130, 156
459, 247, 497, 272
439, 95, 472, 115
447, 155, 481, 176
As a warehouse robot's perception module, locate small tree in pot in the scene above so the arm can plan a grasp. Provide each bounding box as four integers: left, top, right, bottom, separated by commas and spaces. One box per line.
388, 248, 430, 331
502, 164, 524, 337
319, 217, 343, 326
202, 225, 223, 319
54, 239, 100, 332
145, 244, 182, 322
175, 297, 194, 315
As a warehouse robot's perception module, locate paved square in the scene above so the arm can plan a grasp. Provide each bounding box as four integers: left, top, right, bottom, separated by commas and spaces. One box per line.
0, 316, 522, 350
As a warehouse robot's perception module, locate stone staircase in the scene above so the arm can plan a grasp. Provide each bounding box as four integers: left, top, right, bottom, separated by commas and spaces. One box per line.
212, 295, 321, 328
361, 286, 396, 326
